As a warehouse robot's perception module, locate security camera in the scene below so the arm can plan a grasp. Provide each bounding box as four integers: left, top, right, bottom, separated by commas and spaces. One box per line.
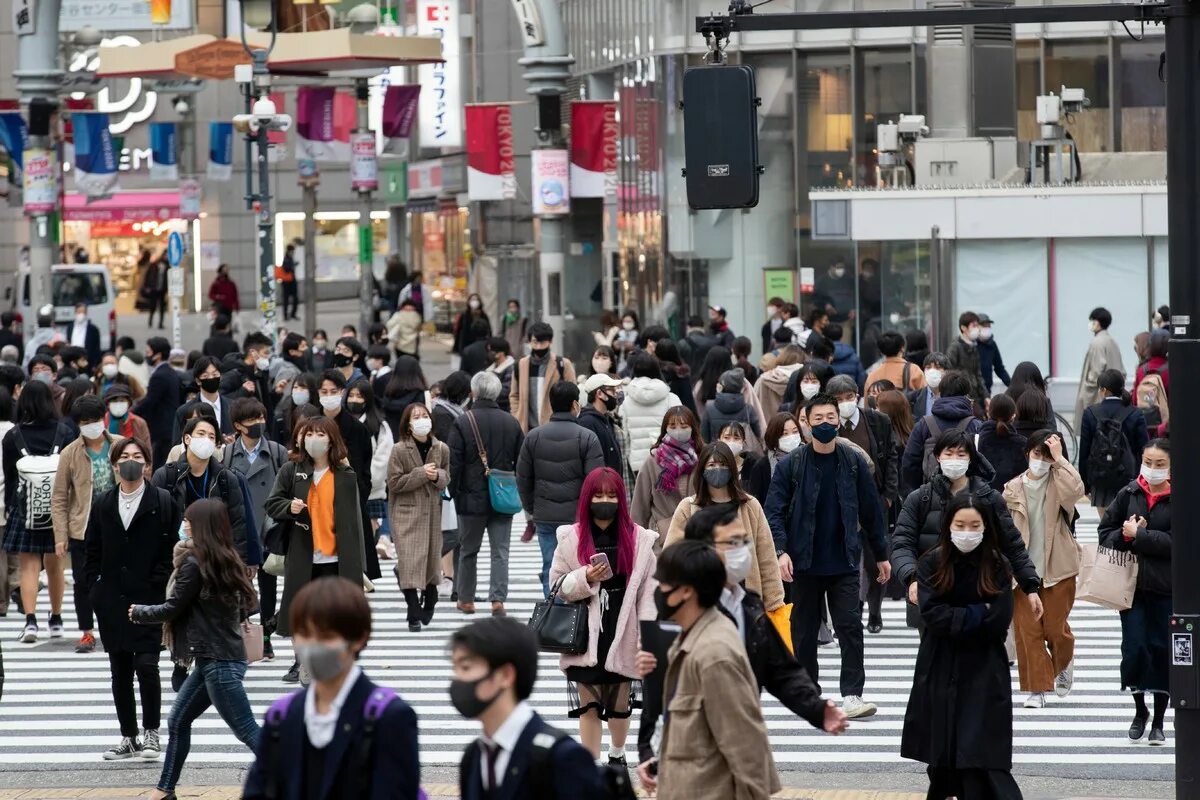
173, 97, 190, 115
233, 97, 292, 134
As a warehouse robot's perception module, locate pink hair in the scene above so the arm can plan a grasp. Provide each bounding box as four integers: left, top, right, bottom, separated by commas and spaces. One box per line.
574, 467, 636, 576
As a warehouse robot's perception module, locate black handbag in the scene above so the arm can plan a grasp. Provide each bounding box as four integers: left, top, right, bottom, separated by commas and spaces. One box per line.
527, 576, 589, 654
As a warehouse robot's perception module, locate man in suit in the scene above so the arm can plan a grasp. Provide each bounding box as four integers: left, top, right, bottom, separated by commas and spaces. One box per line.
909, 351, 951, 419
66, 303, 102, 369
453, 617, 601, 800
133, 336, 181, 469
172, 356, 234, 442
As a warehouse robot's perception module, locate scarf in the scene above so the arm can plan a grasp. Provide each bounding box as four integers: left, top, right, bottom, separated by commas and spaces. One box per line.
106, 412, 134, 438
163, 538, 195, 667
655, 436, 697, 493
432, 396, 465, 421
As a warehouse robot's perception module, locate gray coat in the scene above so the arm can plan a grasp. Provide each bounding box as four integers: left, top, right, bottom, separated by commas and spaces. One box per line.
1074, 329, 1126, 423
223, 437, 289, 541
516, 412, 604, 524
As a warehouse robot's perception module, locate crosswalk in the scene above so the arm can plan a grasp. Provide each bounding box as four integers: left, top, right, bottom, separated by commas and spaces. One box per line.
0, 508, 1173, 781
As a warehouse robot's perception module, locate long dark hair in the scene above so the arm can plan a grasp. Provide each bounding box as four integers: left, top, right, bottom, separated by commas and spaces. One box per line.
385, 354, 427, 398
657, 406, 702, 451
692, 441, 750, 506
697, 346, 732, 404
16, 379, 59, 424
186, 499, 257, 609
988, 392, 1016, 437
347, 378, 383, 439
1006, 362, 1047, 404
929, 493, 1011, 597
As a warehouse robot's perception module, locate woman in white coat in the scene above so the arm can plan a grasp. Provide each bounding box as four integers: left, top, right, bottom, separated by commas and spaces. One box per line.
618, 353, 680, 475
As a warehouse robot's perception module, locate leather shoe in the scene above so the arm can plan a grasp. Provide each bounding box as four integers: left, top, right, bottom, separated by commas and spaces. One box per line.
491, 602, 506, 617
457, 602, 476, 614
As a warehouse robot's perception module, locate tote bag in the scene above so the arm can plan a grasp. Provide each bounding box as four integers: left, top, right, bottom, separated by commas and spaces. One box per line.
1077, 544, 1139, 611
243, 621, 265, 663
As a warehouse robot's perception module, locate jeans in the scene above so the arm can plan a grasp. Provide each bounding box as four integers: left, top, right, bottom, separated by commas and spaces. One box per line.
457, 513, 513, 603
536, 523, 561, 597
158, 658, 260, 791
109, 651, 161, 738
791, 571, 867, 697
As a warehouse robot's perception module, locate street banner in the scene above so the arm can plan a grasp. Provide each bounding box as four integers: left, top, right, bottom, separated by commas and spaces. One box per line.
570, 101, 618, 199
149, 121, 178, 181
207, 121, 233, 181
0, 112, 28, 172
296, 87, 351, 162
465, 103, 516, 201
180, 177, 201, 219
350, 131, 378, 192
416, 0, 463, 149
531, 149, 569, 216
71, 112, 120, 199
23, 147, 56, 213
381, 84, 421, 154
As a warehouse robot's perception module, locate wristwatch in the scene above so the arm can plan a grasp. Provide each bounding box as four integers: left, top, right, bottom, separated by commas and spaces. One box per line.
775, 548, 786, 559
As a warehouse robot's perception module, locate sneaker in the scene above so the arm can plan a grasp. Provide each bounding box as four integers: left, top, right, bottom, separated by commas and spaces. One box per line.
1024, 692, 1046, 709
282, 662, 301, 684
102, 736, 141, 760
375, 539, 396, 560
607, 751, 628, 767
262, 638, 275, 661
867, 618, 883, 634
75, 632, 96, 653
1054, 663, 1074, 698
439, 577, 455, 598
842, 696, 878, 719
1129, 712, 1150, 742
48, 616, 64, 638
1148, 726, 1167, 746
363, 577, 375, 593
19, 622, 37, 643
140, 728, 162, 759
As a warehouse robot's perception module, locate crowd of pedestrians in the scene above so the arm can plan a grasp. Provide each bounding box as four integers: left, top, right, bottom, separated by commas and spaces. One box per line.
0, 288, 1176, 800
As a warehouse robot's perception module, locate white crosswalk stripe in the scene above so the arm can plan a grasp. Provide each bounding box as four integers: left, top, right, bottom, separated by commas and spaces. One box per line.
0, 510, 1173, 778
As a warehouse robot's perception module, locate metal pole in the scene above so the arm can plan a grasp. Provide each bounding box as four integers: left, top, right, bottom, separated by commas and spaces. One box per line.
355, 78, 375, 341
303, 183, 318, 337
255, 122, 277, 345
172, 106, 197, 350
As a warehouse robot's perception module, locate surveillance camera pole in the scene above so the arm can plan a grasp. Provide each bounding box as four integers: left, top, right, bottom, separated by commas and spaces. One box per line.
355, 77, 375, 343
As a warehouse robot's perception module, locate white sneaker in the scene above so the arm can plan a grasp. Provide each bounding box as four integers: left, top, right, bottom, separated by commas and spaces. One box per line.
19, 622, 37, 643
1024, 692, 1046, 709
1054, 663, 1074, 698
842, 696, 877, 719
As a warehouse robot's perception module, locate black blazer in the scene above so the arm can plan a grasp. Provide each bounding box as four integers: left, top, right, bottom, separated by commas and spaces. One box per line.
134, 362, 182, 446
242, 671, 420, 800
459, 711, 601, 800
67, 320, 102, 368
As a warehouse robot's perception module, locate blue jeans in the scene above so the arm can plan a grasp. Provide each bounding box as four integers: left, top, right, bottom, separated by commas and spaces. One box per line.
536, 523, 561, 597
158, 658, 260, 791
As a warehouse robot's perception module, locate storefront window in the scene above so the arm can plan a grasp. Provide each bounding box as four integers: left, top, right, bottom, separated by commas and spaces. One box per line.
798, 52, 853, 209
1017, 42, 1041, 144
277, 214, 389, 284
406, 204, 471, 330
1118, 39, 1166, 151
856, 49, 913, 187
856, 241, 931, 365
1045, 40, 1111, 152
65, 219, 179, 313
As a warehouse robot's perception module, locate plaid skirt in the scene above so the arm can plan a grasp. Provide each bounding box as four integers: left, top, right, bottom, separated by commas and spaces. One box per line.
2, 504, 56, 555
366, 498, 388, 520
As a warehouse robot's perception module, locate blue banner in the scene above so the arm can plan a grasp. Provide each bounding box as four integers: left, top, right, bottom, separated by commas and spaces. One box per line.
72, 112, 119, 198
0, 113, 28, 172
207, 121, 233, 181
149, 121, 178, 181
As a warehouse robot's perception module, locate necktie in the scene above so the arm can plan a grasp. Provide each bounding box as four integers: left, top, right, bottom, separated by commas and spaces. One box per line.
484, 741, 500, 794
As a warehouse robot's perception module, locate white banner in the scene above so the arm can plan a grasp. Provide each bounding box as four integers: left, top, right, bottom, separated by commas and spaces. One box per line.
416, 0, 462, 149
531, 149, 570, 216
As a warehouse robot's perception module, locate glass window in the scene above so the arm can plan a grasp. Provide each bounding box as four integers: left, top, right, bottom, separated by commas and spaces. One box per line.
1052, 238, 1146, 378
797, 51, 853, 212
1044, 40, 1111, 152
856, 49, 913, 187
24, 273, 109, 306
1118, 39, 1166, 151
1017, 42, 1041, 144
856, 241, 931, 364
956, 240, 1049, 374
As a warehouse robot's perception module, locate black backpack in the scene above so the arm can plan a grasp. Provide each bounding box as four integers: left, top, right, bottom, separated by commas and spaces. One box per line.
921, 414, 974, 480
462, 725, 636, 800
1086, 407, 1137, 491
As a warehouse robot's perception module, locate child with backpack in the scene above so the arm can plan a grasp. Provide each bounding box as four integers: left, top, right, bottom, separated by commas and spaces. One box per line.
1078, 369, 1150, 515
1133, 333, 1169, 435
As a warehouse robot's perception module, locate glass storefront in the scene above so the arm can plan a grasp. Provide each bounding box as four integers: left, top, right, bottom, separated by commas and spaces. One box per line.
275, 212, 390, 284
66, 218, 187, 313
406, 203, 471, 331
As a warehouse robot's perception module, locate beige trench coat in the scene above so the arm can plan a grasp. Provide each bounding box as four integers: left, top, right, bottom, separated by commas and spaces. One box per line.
386, 436, 449, 590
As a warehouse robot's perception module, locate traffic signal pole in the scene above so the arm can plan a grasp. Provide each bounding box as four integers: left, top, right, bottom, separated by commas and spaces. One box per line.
693, 1, 1193, 796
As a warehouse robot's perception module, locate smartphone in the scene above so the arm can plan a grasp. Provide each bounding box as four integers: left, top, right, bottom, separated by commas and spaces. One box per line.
590, 552, 612, 578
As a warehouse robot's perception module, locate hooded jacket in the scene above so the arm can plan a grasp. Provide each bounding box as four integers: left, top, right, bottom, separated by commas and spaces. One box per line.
754, 363, 801, 422
618, 378, 681, 471
830, 342, 866, 389
901, 395, 982, 491
701, 390, 762, 444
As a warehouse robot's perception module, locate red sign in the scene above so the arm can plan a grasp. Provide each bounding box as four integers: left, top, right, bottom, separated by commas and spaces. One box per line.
464, 104, 515, 201
89, 220, 142, 237
570, 101, 618, 199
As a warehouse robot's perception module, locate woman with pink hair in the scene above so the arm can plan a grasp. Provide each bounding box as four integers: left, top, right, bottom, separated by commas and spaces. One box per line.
549, 467, 659, 765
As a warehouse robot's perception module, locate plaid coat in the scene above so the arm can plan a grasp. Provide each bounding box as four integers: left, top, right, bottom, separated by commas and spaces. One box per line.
386, 436, 449, 590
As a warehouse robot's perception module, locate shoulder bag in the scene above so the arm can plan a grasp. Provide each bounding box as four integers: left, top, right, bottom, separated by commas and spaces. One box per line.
465, 411, 523, 515
527, 575, 589, 654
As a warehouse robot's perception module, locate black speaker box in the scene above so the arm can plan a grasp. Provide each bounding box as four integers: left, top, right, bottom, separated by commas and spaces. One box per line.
682, 64, 761, 210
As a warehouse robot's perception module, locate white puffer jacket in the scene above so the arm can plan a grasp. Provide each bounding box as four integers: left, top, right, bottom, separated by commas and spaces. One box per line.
618, 377, 681, 472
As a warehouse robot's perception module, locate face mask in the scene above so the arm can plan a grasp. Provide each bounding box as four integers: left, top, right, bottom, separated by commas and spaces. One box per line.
925, 369, 943, 389
939, 458, 970, 480
80, 422, 105, 440
75, 314, 87, 325
1141, 465, 1170, 484
295, 641, 348, 683
591, 500, 619, 520
666, 427, 692, 444
101, 363, 119, 379
345, 401, 366, 416
831, 267, 846, 279
967, 327, 980, 341
800, 382, 820, 400
530, 346, 550, 359
291, 389, 310, 406
118, 459, 144, 482
811, 422, 838, 444
313, 340, 327, 350
768, 306, 780, 318
704, 467, 732, 488
108, 401, 129, 418
622, 320, 635, 331
838, 400, 857, 420
319, 394, 344, 411
601, 393, 618, 412
592, 359, 612, 374
449, 673, 503, 719
188, 436, 216, 461
468, 300, 481, 310
721, 440, 743, 457
778, 433, 802, 453
199, 377, 221, 394
411, 417, 433, 437
32, 372, 52, 385
242, 422, 265, 440
304, 436, 329, 458
1027, 458, 1050, 478
950, 530, 984, 553
178, 522, 189, 541
724, 544, 752, 584
655, 586, 686, 621
332, 353, 353, 368
367, 359, 383, 373
979, 327, 993, 341
256, 356, 271, 372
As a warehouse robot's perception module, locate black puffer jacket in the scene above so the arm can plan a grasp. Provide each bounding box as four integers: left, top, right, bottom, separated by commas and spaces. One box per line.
516, 412, 605, 524
1098, 480, 1172, 596
447, 399, 524, 517
701, 391, 761, 442
131, 555, 246, 662
975, 421, 1028, 492
890, 456, 1040, 594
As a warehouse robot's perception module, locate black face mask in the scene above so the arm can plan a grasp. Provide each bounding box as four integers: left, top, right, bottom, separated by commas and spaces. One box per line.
117, 460, 144, 482
345, 401, 367, 415
199, 377, 221, 394
654, 586, 686, 621
448, 673, 503, 719
591, 501, 619, 521
601, 393, 618, 412
332, 353, 353, 368
530, 346, 550, 360
242, 422, 265, 440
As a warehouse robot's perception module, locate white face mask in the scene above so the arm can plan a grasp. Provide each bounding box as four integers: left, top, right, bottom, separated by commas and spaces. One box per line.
304, 436, 328, 458
75, 314, 87, 325
468, 300, 481, 310
367, 359, 382, 372
622, 321, 635, 331
108, 401, 129, 418
768, 306, 780, 318
188, 436, 216, 461
925, 369, 943, 389
255, 356, 271, 371
837, 400, 857, 420
101, 363, 119, 379
722, 440, 744, 457
80, 422, 105, 440
724, 544, 753, 584
1027, 458, 1050, 478
319, 394, 343, 411
291, 389, 310, 406
967, 326, 980, 341
592, 359, 611, 374
950, 530, 984, 553
1141, 465, 1169, 485
978, 327, 993, 341
778, 433, 803, 453
939, 458, 970, 480
800, 382, 820, 400
411, 417, 433, 437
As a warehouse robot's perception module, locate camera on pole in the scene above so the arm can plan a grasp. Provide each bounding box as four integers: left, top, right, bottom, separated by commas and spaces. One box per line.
232, 96, 292, 135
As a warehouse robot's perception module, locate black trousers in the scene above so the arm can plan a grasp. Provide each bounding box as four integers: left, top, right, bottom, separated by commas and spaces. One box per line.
926, 767, 1023, 800
791, 571, 866, 697
109, 651, 161, 738
861, 548, 883, 624
257, 568, 277, 630
281, 282, 299, 319
68, 538, 94, 631
148, 293, 167, 328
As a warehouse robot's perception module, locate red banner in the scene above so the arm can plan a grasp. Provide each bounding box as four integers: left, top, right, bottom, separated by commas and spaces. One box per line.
570, 101, 618, 198
465, 103, 516, 201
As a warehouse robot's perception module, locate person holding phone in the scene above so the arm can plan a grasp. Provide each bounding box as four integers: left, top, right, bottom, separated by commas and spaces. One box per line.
548, 467, 658, 764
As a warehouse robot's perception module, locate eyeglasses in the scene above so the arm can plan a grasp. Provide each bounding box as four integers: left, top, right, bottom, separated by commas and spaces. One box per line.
714, 537, 752, 550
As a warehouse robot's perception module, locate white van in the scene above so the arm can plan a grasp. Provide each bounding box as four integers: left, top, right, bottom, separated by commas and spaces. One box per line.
4, 264, 117, 351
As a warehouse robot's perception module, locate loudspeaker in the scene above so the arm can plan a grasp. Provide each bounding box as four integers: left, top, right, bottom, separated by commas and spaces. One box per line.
682, 64, 761, 210
28, 97, 57, 138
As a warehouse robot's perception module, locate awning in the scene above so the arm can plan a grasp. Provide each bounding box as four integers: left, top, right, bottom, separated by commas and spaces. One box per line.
64, 192, 181, 222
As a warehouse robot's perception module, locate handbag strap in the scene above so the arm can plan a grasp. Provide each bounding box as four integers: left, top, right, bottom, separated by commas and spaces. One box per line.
546, 574, 567, 602
465, 411, 491, 475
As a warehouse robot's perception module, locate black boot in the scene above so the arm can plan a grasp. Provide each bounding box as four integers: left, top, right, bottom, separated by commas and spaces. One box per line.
420, 584, 438, 626
403, 589, 422, 632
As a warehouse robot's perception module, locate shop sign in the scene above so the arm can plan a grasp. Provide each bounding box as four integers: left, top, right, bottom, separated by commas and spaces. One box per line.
13, 0, 35, 35
408, 158, 444, 199
416, 0, 463, 149
509, 0, 544, 46
179, 178, 201, 219
799, 267, 816, 294
174, 39, 249, 81
531, 149, 569, 216
23, 148, 57, 214
381, 161, 407, 205
350, 131, 378, 192
60, 0, 192, 30
763, 269, 795, 303
66, 37, 158, 135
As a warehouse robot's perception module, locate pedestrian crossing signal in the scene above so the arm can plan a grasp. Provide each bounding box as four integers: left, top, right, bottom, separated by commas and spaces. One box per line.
682, 64, 762, 210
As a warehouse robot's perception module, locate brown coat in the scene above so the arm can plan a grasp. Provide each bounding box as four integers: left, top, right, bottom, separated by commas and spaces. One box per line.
51, 431, 125, 545
386, 436, 449, 589
630, 451, 689, 549
658, 606, 780, 800
1002, 456, 1086, 586
664, 495, 785, 611
865, 356, 926, 392
509, 354, 576, 433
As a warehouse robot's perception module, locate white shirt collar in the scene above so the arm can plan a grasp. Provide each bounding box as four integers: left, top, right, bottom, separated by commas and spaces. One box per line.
843, 406, 861, 428
720, 584, 746, 637
482, 700, 535, 754
304, 665, 362, 749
